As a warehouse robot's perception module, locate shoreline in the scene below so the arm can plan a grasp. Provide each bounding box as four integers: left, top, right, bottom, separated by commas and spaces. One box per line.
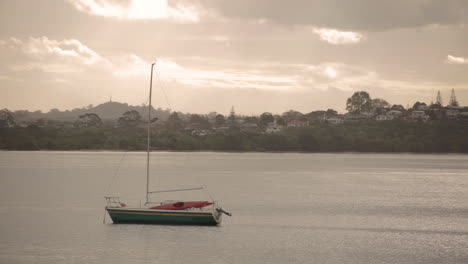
1, 149, 467, 155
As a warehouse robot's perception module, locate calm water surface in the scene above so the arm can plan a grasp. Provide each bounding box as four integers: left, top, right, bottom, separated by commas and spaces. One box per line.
1, 151, 468, 264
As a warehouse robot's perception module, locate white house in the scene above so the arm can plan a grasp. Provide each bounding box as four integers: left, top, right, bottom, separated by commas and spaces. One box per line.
326, 117, 344, 124
386, 110, 402, 117
446, 107, 460, 119
287, 120, 309, 128
191, 129, 210, 136
240, 123, 259, 132
416, 104, 428, 111
266, 121, 285, 133
410, 111, 429, 121
376, 115, 394, 121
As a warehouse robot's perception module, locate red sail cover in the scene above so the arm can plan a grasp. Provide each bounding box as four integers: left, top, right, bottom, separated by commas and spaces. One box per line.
150, 201, 213, 210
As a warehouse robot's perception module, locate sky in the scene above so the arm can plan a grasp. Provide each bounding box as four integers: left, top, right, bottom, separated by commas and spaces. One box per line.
0, 0, 467, 115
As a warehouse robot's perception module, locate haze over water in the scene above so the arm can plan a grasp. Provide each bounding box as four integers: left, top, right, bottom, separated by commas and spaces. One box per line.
1, 151, 468, 264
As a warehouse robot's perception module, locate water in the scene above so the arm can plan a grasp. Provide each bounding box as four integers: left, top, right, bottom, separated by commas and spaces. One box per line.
1, 151, 468, 264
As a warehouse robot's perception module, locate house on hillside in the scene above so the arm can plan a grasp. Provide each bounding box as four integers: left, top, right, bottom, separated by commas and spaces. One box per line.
386, 110, 403, 117
344, 113, 373, 121
214, 126, 230, 134
375, 107, 390, 115
266, 121, 285, 133
287, 120, 309, 128
408, 110, 429, 121
191, 129, 210, 136
184, 123, 202, 132
458, 107, 468, 119
375, 109, 404, 121
391, 104, 406, 112
240, 123, 259, 133
361, 111, 376, 117
415, 104, 428, 111
376, 114, 394, 121
445, 106, 461, 119
459, 112, 468, 118
325, 117, 344, 125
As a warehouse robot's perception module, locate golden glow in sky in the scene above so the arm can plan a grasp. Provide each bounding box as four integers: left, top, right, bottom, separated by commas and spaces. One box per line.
326, 66, 337, 78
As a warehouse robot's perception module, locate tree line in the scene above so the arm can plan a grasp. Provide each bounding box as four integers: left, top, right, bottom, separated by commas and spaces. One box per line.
1, 119, 467, 153
1, 90, 467, 152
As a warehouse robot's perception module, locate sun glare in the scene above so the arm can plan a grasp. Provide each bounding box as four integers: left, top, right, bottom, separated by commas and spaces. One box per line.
325, 66, 337, 78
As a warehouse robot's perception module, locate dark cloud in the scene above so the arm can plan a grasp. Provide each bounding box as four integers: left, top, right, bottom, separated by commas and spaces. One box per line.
198, 0, 468, 31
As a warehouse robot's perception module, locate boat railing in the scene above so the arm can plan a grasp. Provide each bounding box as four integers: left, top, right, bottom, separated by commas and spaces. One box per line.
104, 196, 123, 208
148, 187, 204, 194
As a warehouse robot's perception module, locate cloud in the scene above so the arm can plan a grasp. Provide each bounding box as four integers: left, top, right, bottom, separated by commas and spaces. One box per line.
1, 36, 420, 93
1, 36, 384, 93
446, 55, 468, 64
67, 0, 199, 22
151, 60, 389, 93
153, 60, 297, 90
1, 36, 154, 77
198, 0, 468, 31
3, 37, 111, 73
3, 36, 465, 114
313, 28, 364, 44
0, 36, 299, 90
20, 37, 105, 65
111, 54, 149, 77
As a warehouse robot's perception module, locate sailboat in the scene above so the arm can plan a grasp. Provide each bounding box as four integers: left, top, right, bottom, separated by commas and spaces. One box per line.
105, 62, 231, 225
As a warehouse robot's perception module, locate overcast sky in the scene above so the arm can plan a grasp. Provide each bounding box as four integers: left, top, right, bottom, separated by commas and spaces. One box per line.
1, 0, 467, 114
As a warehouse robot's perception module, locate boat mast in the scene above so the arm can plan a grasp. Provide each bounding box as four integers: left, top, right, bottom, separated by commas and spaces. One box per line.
146, 62, 155, 205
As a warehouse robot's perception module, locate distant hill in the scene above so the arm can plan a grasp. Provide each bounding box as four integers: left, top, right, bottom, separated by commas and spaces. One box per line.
11, 101, 172, 122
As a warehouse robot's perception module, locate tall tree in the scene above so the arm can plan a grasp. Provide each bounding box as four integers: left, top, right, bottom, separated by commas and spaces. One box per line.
215, 114, 225, 126
412, 102, 427, 111
228, 106, 236, 122
346, 91, 372, 114
0, 109, 16, 128
75, 113, 103, 128
167, 112, 183, 131
275, 116, 286, 126
304, 110, 326, 121
391, 104, 405, 111
281, 110, 304, 121
260, 112, 274, 125
449, 89, 459, 107
189, 114, 207, 124
244, 116, 259, 124
371, 98, 390, 110
436, 90, 443, 105
168, 112, 181, 122
326, 109, 338, 116
117, 110, 141, 127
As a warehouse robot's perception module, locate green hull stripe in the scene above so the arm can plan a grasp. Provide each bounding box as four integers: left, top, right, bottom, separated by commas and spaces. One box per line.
109, 210, 212, 217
